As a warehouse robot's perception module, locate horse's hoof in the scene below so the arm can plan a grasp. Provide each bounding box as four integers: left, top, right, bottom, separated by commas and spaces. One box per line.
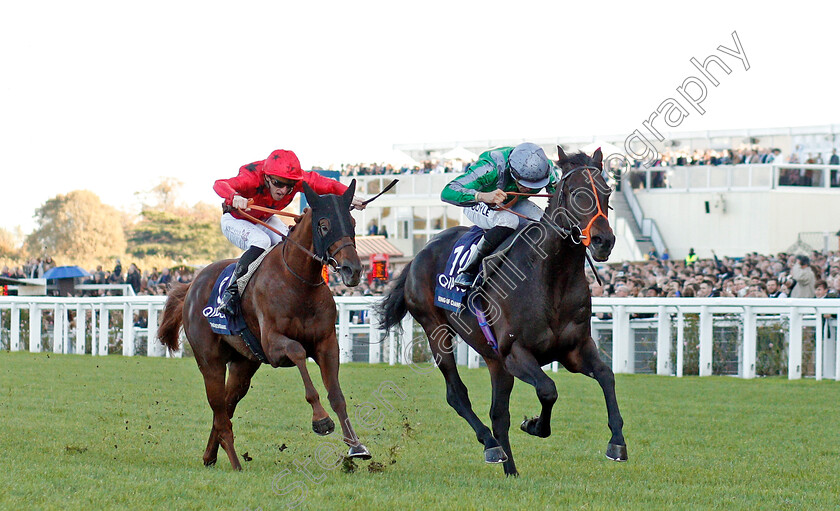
519, 417, 550, 438
484, 446, 508, 464
312, 417, 335, 436
347, 444, 372, 459
606, 443, 628, 462
203, 458, 216, 467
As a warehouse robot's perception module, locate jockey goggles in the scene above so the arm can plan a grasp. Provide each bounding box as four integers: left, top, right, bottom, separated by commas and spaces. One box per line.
266, 176, 298, 190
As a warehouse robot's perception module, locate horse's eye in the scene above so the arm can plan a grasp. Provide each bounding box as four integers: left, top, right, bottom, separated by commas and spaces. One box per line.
319, 220, 330, 236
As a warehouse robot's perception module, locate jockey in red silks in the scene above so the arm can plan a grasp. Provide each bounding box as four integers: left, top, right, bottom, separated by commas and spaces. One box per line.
213, 149, 365, 315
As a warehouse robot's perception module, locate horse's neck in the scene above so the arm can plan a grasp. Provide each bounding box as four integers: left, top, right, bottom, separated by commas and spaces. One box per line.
270, 213, 321, 280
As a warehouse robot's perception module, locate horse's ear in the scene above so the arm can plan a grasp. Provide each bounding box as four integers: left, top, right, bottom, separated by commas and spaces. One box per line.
557, 145, 568, 162
302, 181, 320, 208
592, 147, 603, 168
342, 179, 356, 208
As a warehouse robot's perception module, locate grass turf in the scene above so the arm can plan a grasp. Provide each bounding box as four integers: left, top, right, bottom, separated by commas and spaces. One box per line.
0, 351, 838, 510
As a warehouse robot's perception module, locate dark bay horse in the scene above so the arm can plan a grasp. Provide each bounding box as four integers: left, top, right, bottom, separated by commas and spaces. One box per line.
378, 148, 627, 476
158, 181, 371, 470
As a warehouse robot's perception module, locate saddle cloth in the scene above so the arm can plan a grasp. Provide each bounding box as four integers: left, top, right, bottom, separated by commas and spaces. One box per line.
434, 226, 483, 312
202, 248, 274, 363
433, 223, 536, 313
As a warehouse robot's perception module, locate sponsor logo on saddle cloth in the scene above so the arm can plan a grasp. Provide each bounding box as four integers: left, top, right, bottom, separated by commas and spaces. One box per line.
433, 224, 532, 313
202, 248, 272, 334
434, 226, 484, 312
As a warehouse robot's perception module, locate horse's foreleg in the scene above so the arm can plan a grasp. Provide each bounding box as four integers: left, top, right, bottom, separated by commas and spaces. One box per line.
315, 339, 371, 459
486, 359, 518, 476
578, 338, 627, 461
505, 343, 557, 439
429, 336, 505, 464
266, 335, 333, 435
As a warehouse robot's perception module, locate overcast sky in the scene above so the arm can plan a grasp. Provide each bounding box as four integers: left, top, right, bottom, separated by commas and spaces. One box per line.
2, 0, 838, 234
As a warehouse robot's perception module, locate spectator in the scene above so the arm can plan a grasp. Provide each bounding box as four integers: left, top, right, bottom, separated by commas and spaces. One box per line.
685, 248, 698, 267
157, 268, 172, 287
126, 263, 142, 295
109, 259, 124, 284
790, 255, 816, 298
765, 279, 787, 298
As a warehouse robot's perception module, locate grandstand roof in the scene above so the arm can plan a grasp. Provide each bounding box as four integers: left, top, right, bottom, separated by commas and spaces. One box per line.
355, 236, 403, 258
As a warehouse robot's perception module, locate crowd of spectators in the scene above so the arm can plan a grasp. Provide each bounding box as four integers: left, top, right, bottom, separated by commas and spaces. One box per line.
635, 146, 786, 168
332, 159, 474, 178
79, 260, 194, 296
1, 257, 195, 297
330, 144, 839, 182
1, 257, 57, 279
588, 250, 840, 300
626, 145, 840, 189
6, 250, 840, 303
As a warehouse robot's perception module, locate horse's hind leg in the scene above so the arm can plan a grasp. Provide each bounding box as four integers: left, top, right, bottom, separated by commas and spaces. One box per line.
199, 359, 243, 470
486, 359, 518, 476
569, 338, 627, 461
505, 343, 557, 439
422, 319, 506, 464
225, 358, 261, 420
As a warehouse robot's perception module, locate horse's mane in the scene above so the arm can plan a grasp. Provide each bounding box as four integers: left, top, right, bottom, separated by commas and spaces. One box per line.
287, 207, 312, 234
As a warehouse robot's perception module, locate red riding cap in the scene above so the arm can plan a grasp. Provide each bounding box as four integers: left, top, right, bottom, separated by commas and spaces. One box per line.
263, 149, 304, 180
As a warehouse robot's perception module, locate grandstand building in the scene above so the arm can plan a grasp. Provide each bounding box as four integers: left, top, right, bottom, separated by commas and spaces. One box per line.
341, 124, 840, 261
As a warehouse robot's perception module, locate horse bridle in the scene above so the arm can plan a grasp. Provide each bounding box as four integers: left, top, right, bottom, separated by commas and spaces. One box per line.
494, 164, 611, 246
493, 164, 611, 286
236, 206, 355, 287
281, 237, 355, 287
555, 165, 611, 247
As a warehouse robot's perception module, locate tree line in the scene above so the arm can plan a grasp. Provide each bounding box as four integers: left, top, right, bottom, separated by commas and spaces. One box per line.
0, 178, 239, 269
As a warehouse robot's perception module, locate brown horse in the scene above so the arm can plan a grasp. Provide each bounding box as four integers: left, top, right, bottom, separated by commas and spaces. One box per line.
378, 148, 626, 476
158, 181, 371, 470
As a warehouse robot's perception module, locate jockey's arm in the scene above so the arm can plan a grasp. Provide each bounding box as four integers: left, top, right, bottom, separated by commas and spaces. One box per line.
214, 166, 261, 205
441, 163, 501, 207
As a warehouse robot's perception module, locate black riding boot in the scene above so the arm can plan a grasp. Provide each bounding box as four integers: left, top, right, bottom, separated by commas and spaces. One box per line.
218, 245, 265, 316
454, 226, 514, 289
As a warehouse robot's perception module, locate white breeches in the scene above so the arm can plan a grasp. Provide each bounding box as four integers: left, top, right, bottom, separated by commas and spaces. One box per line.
221, 213, 290, 251
462, 199, 543, 230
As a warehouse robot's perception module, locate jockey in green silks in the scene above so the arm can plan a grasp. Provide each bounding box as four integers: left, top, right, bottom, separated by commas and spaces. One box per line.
441, 142, 560, 288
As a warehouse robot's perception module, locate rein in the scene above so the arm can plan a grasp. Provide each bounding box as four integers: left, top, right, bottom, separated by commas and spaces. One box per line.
238, 208, 355, 286
493, 164, 610, 285
235, 209, 328, 266
281, 241, 326, 287
245, 201, 302, 221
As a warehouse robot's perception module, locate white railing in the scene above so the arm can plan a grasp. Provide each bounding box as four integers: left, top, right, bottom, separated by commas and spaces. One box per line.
591, 297, 840, 381
0, 295, 172, 357
2, 296, 838, 381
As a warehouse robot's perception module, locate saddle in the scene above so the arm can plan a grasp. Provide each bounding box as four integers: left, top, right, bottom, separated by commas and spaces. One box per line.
202, 246, 275, 363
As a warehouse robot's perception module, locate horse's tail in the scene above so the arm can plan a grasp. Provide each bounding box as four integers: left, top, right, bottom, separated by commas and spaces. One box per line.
157, 282, 191, 352
375, 260, 412, 333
